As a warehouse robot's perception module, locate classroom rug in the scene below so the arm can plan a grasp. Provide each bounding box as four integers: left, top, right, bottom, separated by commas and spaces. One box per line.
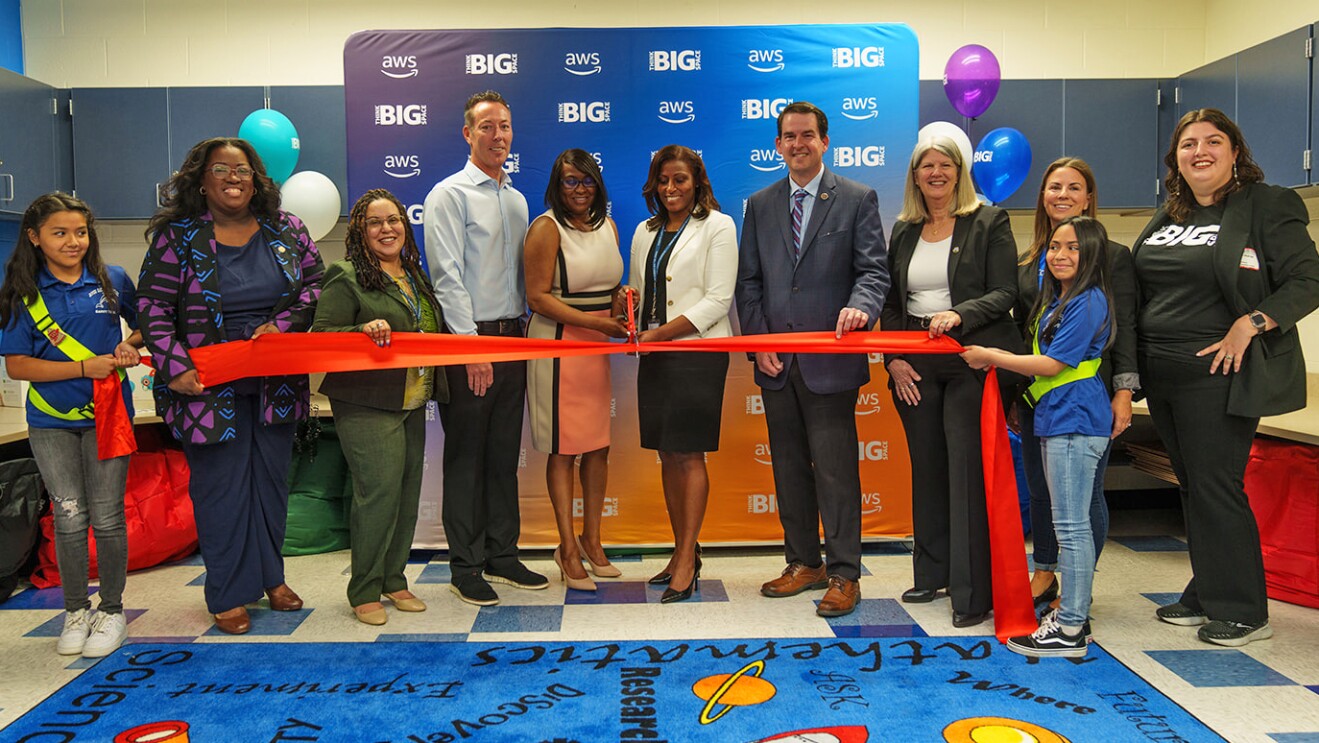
3, 637, 1223, 742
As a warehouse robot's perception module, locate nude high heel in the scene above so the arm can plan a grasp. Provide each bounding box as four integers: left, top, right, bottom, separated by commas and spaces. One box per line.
577, 534, 622, 578
554, 548, 597, 592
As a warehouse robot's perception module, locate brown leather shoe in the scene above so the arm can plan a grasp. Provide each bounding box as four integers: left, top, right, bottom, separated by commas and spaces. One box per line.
265, 583, 303, 611
816, 575, 860, 617
213, 607, 251, 635
761, 562, 828, 597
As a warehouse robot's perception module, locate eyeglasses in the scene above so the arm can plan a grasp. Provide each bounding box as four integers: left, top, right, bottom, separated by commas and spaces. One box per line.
562, 176, 597, 190
207, 164, 254, 180
365, 215, 406, 231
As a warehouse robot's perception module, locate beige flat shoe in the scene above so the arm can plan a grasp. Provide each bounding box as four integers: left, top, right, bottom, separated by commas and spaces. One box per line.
577, 534, 622, 578
353, 602, 387, 625
383, 591, 427, 612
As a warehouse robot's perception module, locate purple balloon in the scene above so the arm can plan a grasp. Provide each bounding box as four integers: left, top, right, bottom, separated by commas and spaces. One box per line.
944, 44, 1001, 119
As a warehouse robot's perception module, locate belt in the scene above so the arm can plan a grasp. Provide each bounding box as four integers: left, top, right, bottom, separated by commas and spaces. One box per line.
474, 318, 523, 335
910, 316, 934, 330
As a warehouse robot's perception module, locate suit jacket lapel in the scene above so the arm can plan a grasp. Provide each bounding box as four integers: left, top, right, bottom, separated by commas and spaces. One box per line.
772, 180, 795, 262
1214, 187, 1253, 313
188, 215, 224, 324
891, 222, 919, 317
947, 211, 972, 288
797, 169, 837, 263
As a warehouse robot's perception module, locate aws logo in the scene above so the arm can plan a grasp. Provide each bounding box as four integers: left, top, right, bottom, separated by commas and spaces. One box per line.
858, 440, 889, 461
741, 98, 792, 120
374, 104, 427, 126
558, 101, 611, 123
749, 148, 785, 173
649, 49, 701, 71
502, 153, 520, 174
833, 145, 885, 168
564, 51, 602, 76
383, 154, 420, 179
465, 52, 518, 75
748, 494, 777, 514
841, 96, 878, 121
855, 391, 882, 415
833, 46, 884, 68
861, 492, 884, 515
748, 49, 784, 73
753, 443, 772, 465
746, 394, 764, 415
658, 100, 695, 124
380, 55, 417, 78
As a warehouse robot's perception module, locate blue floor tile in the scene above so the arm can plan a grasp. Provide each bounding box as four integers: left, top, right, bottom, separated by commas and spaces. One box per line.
861, 541, 912, 555
377, 633, 468, 642
831, 624, 928, 638
1112, 536, 1188, 552
167, 553, 206, 566
1142, 592, 1185, 607
415, 563, 452, 584
816, 598, 918, 628
407, 549, 444, 564
1, 586, 97, 611
1269, 735, 1319, 742
1146, 649, 1296, 688
1309, 685, 1319, 696
564, 581, 649, 605
470, 605, 563, 633
641, 579, 728, 604
201, 607, 312, 637
186, 571, 208, 586
124, 636, 197, 644
63, 656, 103, 670
25, 609, 147, 638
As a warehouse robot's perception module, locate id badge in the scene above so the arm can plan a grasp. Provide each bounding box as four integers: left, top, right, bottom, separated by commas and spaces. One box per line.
646, 322, 661, 331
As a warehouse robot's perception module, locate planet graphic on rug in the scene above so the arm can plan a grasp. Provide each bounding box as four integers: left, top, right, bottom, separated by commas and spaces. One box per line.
692, 659, 777, 723
943, 716, 1071, 742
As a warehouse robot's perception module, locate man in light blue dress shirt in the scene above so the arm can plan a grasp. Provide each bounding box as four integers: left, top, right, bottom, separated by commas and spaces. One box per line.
424, 91, 546, 606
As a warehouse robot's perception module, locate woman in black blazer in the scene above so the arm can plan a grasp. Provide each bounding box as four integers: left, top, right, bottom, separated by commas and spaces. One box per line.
1013, 158, 1139, 609
880, 136, 1019, 628
1134, 108, 1319, 647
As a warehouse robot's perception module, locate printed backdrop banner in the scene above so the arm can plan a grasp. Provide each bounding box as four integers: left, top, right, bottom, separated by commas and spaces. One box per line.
343, 25, 920, 548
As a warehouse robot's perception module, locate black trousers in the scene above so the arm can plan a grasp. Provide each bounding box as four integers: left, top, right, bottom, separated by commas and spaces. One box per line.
761, 362, 862, 581
1141, 353, 1266, 624
439, 341, 527, 576
892, 353, 992, 615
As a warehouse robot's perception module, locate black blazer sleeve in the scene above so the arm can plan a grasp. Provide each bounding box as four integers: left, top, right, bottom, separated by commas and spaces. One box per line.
1253, 186, 1319, 331
951, 206, 1018, 335
1106, 240, 1139, 388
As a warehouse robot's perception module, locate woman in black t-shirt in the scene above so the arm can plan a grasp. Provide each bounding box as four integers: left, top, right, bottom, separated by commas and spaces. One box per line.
1132, 108, 1319, 648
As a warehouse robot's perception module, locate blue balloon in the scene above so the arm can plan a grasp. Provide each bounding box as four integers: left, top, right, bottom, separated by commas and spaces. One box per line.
971, 127, 1032, 204
238, 109, 300, 184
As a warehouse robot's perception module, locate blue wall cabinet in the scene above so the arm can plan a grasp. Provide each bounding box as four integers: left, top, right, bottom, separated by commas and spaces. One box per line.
1236, 27, 1311, 188
70, 87, 169, 219
0, 69, 60, 215
166, 86, 265, 174
269, 86, 348, 216
1063, 79, 1160, 209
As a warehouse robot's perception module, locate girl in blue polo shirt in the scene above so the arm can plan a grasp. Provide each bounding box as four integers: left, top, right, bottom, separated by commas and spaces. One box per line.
962, 215, 1116, 658
0, 193, 143, 659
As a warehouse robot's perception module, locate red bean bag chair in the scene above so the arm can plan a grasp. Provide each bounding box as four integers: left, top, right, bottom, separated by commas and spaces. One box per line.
1245, 438, 1319, 609
31, 433, 198, 589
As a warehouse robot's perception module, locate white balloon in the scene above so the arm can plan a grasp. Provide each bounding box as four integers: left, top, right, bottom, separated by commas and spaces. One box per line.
917, 121, 974, 170
279, 171, 341, 243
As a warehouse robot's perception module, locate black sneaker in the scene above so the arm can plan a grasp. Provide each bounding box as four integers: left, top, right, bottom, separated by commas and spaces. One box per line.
450, 573, 499, 606
484, 562, 549, 590
1156, 602, 1208, 626
1198, 620, 1273, 647
1006, 613, 1087, 658
1042, 608, 1092, 644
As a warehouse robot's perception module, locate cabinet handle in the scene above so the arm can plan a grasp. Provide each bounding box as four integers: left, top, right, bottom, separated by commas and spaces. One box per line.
155, 182, 166, 208
0, 174, 14, 203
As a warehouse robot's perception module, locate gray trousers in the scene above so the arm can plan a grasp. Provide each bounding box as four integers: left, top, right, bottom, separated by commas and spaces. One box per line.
29, 426, 130, 614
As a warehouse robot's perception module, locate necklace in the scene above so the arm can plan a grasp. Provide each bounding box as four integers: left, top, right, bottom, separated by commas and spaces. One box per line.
924, 218, 952, 240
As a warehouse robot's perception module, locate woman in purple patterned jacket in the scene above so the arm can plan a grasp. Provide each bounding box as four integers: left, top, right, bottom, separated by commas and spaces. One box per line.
138, 138, 324, 635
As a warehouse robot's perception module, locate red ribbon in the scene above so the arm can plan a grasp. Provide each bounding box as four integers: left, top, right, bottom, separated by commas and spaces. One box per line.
103, 330, 1032, 638
94, 374, 137, 460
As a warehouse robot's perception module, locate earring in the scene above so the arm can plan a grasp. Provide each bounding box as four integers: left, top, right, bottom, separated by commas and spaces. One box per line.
1233, 163, 1239, 183
199, 186, 206, 195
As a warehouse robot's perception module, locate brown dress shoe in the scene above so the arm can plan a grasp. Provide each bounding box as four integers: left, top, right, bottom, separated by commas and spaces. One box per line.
265, 583, 303, 612
816, 575, 860, 617
761, 562, 828, 597
213, 607, 251, 635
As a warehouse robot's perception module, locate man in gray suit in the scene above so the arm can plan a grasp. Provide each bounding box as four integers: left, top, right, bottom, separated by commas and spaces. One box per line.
735, 101, 889, 617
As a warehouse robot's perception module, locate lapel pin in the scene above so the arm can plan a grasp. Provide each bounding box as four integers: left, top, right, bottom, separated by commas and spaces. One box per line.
820, 193, 829, 201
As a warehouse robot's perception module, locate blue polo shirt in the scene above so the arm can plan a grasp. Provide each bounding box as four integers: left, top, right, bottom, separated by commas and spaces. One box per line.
1033, 286, 1112, 438
0, 265, 139, 429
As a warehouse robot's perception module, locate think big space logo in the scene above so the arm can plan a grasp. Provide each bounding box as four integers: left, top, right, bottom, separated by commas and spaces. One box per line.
649, 49, 701, 71
465, 52, 518, 75
558, 101, 611, 123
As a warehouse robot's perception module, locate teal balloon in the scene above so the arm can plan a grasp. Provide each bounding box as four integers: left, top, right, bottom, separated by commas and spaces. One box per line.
238, 109, 300, 184
972, 127, 1031, 204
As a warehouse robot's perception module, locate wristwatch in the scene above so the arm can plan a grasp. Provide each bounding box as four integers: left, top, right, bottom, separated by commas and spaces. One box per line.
1248, 310, 1268, 334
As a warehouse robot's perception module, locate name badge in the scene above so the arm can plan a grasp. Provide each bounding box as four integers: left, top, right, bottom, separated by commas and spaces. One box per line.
1239, 247, 1260, 271
647, 322, 661, 331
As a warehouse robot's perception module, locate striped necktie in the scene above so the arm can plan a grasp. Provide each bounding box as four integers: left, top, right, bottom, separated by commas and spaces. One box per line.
791, 188, 808, 260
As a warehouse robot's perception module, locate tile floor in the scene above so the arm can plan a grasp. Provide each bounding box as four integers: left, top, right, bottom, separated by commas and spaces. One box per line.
2, 509, 1317, 742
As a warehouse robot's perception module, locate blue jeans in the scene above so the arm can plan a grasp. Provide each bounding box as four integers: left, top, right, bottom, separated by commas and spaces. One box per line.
1041, 433, 1108, 628
28, 426, 131, 614
1021, 406, 1110, 571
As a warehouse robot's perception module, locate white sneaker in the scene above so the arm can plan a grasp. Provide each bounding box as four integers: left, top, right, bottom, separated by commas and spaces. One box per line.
82, 611, 127, 658
56, 609, 92, 655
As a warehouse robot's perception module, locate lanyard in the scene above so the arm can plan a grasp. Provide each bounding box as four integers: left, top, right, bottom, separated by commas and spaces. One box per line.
394, 272, 422, 325
648, 213, 692, 324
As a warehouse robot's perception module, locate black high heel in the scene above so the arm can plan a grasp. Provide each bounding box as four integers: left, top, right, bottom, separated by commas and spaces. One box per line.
661, 576, 698, 604
649, 542, 701, 585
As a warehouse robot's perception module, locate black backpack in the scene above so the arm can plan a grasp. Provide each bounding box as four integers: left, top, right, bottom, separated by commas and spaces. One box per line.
0, 458, 46, 603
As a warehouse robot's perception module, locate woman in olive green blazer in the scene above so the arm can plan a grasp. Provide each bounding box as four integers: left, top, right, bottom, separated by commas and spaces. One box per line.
311, 189, 448, 625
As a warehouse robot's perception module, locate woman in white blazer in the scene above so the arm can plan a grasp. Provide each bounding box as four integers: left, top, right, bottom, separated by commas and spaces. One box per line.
627, 145, 738, 604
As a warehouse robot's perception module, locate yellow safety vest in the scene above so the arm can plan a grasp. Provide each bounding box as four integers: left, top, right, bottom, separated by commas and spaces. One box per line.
23, 293, 124, 421
1023, 314, 1101, 409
